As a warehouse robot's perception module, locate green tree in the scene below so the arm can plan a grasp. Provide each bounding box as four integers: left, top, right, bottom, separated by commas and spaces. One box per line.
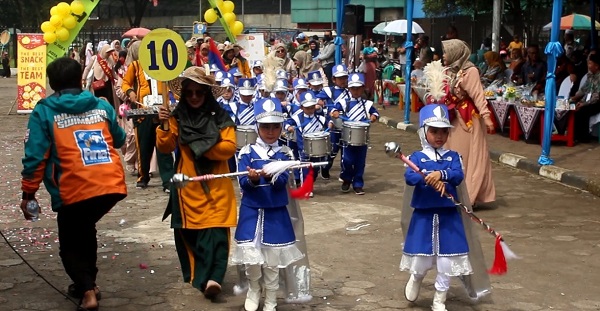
422, 0, 593, 45
0, 0, 53, 27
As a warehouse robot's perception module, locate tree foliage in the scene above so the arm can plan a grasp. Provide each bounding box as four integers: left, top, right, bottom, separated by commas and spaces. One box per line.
422, 0, 594, 44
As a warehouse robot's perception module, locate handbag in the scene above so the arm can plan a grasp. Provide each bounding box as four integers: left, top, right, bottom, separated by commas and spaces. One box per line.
92, 79, 106, 91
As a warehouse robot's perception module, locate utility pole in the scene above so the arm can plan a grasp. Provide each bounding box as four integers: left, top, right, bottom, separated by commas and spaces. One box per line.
491, 0, 501, 52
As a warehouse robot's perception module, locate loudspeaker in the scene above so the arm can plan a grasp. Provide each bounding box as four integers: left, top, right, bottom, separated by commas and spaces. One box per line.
342, 4, 365, 35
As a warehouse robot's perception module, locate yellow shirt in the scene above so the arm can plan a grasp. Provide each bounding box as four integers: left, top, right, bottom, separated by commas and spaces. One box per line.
508, 41, 523, 51
156, 118, 237, 229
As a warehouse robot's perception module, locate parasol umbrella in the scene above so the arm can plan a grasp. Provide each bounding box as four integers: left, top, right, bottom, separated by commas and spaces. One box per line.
542, 13, 600, 30
373, 21, 391, 35
122, 27, 151, 38
382, 19, 425, 35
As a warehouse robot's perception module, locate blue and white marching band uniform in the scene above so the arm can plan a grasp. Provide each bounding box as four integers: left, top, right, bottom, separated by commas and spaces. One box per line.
401, 104, 476, 311
317, 65, 351, 175
285, 91, 329, 185
234, 78, 258, 126
217, 77, 239, 120
332, 73, 379, 193
232, 98, 307, 311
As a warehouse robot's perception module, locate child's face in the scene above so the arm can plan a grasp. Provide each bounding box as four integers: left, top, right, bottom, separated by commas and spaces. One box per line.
295, 88, 307, 100
275, 91, 287, 101
222, 88, 233, 100
301, 105, 316, 116
310, 84, 323, 92
426, 126, 449, 148
258, 123, 282, 144
333, 76, 348, 88
253, 67, 263, 75
240, 94, 253, 103
349, 86, 364, 99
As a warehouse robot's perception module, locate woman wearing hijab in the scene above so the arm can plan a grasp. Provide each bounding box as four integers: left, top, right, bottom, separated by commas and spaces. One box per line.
270, 43, 296, 81
110, 40, 122, 53
82, 45, 118, 108
293, 50, 328, 87
309, 40, 320, 59
480, 51, 506, 87
157, 67, 237, 302
195, 42, 209, 67
84, 42, 94, 67
441, 39, 496, 206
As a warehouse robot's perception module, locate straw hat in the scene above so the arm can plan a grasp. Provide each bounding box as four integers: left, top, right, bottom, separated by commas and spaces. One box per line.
167, 66, 226, 99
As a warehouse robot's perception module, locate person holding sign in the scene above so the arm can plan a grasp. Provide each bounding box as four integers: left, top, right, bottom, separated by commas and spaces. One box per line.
157, 67, 237, 301
121, 40, 175, 191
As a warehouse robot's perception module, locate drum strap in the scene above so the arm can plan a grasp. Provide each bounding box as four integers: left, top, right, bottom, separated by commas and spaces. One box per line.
347, 99, 368, 121
237, 103, 254, 125
300, 114, 324, 134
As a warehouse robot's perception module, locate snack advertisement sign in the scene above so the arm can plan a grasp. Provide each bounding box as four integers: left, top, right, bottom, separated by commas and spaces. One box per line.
17, 34, 47, 114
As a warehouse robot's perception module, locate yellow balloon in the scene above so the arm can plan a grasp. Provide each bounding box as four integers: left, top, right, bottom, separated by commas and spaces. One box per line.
221, 1, 235, 13
214, 0, 224, 9
70, 0, 85, 15
44, 32, 57, 44
50, 6, 58, 16
56, 27, 70, 41
223, 12, 236, 25
56, 2, 71, 17
50, 15, 63, 28
231, 21, 244, 36
204, 8, 218, 24
63, 15, 77, 29
40, 21, 55, 33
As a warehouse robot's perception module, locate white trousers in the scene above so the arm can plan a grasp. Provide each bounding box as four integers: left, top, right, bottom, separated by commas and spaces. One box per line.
412, 256, 452, 291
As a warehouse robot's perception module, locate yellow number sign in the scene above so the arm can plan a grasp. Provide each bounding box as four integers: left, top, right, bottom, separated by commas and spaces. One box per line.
138, 28, 187, 81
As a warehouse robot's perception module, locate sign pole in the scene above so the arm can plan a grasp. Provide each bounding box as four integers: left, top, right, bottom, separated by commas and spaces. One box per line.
161, 81, 170, 130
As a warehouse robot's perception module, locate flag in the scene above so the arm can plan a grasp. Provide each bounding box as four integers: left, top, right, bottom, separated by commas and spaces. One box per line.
208, 39, 227, 72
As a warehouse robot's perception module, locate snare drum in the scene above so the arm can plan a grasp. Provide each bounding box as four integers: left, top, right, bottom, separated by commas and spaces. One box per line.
303, 131, 331, 157
236, 125, 257, 149
342, 121, 370, 146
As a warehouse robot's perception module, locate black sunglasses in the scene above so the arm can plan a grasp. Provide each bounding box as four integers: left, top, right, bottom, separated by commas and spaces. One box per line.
183, 89, 206, 97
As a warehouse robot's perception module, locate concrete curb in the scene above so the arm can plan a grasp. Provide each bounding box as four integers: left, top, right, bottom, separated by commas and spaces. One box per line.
378, 117, 600, 198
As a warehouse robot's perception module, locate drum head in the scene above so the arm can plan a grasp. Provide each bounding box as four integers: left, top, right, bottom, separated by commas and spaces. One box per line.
344, 121, 369, 128
237, 125, 255, 132
304, 131, 328, 138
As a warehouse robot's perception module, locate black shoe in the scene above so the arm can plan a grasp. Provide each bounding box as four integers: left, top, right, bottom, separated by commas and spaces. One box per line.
320, 169, 330, 180
353, 187, 365, 195
341, 181, 351, 193
136, 181, 148, 189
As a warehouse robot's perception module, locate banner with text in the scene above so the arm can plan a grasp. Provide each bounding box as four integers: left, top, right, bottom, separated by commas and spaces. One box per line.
46, 0, 101, 64
236, 33, 266, 65
17, 34, 47, 114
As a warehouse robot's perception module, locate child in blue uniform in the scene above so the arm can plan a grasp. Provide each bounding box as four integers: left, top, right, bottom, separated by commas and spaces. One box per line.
318, 65, 351, 179
401, 104, 472, 311
331, 73, 378, 194
285, 91, 329, 193
232, 97, 304, 311
218, 77, 240, 172
232, 78, 258, 126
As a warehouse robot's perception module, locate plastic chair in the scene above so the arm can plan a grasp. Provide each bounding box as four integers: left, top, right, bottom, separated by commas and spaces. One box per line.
558, 79, 573, 98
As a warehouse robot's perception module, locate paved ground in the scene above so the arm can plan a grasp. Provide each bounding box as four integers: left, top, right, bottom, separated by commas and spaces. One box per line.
1, 79, 600, 311
378, 105, 600, 186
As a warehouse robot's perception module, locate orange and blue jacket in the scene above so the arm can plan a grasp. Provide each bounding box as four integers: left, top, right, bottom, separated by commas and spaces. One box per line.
21, 89, 127, 211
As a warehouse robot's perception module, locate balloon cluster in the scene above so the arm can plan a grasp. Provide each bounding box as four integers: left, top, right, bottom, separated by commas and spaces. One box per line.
203, 0, 244, 36
40, 1, 85, 44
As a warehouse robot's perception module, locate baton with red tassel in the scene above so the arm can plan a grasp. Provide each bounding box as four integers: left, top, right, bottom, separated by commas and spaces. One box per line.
384, 142, 519, 275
